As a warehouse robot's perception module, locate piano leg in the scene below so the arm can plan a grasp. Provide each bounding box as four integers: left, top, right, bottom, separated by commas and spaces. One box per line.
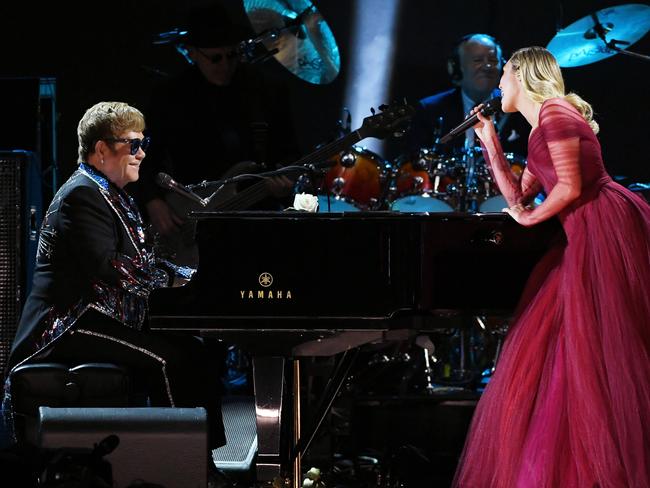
293, 360, 302, 488
291, 348, 360, 460
252, 356, 285, 481
252, 350, 360, 484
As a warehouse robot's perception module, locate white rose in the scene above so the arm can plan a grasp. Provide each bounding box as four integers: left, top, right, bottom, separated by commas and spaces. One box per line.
292, 193, 319, 212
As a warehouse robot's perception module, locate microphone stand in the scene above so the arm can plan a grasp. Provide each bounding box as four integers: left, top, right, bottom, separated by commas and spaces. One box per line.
195, 163, 332, 206
590, 12, 650, 63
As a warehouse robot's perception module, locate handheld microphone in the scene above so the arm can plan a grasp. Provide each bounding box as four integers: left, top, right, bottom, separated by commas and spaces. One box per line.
439, 97, 502, 144
155, 172, 207, 207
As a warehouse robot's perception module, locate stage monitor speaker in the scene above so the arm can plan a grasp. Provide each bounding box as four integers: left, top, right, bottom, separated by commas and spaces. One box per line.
0, 151, 42, 377
38, 407, 208, 488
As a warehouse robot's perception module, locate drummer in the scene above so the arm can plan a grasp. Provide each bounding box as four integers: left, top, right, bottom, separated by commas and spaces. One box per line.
407, 33, 529, 157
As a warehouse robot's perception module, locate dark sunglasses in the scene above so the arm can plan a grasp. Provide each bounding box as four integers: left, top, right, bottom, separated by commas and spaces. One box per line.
104, 136, 151, 155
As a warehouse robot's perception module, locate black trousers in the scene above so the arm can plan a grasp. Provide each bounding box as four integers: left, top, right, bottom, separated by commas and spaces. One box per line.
41, 310, 226, 449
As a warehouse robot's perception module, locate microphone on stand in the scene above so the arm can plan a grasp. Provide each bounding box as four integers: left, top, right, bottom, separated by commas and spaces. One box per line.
155, 172, 208, 207
439, 97, 502, 144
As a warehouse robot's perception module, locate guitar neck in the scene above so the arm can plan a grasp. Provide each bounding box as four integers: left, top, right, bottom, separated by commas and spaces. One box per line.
293, 129, 367, 166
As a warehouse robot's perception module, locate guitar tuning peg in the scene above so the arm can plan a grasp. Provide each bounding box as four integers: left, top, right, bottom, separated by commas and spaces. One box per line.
370, 107, 376, 115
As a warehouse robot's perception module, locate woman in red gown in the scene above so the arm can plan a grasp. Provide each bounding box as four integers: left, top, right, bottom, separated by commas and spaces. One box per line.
453, 46, 650, 487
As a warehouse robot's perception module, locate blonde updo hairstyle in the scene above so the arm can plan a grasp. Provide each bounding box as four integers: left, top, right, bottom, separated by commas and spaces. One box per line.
77, 101, 146, 163
509, 46, 599, 134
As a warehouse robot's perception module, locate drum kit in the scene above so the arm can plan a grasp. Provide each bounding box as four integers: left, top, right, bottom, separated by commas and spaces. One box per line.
301, 144, 528, 214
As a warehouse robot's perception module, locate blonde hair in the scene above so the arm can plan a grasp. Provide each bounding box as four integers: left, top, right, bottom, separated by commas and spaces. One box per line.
509, 46, 599, 134
77, 101, 145, 163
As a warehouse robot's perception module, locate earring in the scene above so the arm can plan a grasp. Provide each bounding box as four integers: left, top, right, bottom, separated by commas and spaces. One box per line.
101, 159, 105, 165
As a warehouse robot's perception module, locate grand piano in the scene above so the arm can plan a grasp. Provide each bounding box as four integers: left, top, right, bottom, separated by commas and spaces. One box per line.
148, 211, 562, 481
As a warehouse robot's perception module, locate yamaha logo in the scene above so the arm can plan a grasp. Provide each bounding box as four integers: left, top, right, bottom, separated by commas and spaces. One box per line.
240, 272, 293, 300
259, 272, 273, 287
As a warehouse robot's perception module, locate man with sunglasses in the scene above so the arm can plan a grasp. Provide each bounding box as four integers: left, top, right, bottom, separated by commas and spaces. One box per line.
5, 102, 226, 458
137, 2, 299, 236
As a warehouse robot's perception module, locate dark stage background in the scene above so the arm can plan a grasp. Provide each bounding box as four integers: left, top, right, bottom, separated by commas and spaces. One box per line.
1, 0, 649, 188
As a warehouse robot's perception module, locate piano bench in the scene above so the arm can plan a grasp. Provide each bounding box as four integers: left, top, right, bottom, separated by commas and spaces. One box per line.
10, 362, 137, 444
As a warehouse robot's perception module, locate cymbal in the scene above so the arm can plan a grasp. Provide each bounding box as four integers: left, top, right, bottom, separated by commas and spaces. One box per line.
242, 0, 341, 84
547, 3, 650, 67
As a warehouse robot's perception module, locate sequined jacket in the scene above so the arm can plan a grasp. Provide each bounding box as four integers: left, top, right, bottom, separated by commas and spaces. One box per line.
8, 163, 171, 371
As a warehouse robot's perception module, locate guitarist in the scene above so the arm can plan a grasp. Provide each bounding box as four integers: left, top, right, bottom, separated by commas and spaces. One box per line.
135, 3, 299, 236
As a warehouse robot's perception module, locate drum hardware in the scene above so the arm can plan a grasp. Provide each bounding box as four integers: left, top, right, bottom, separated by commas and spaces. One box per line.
477, 152, 526, 213
431, 158, 454, 196
416, 320, 496, 391
412, 148, 433, 171
459, 144, 480, 213
366, 353, 392, 367
387, 144, 527, 214
332, 176, 346, 196
465, 186, 482, 214
475, 316, 510, 382
388, 150, 457, 213
412, 176, 425, 191
422, 348, 436, 394
340, 151, 357, 168
414, 335, 437, 394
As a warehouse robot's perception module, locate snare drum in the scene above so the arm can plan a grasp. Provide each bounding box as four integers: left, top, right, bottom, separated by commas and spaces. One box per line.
318, 147, 389, 212
388, 151, 461, 213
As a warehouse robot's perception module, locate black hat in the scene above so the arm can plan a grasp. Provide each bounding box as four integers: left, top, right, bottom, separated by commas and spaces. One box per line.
184, 3, 251, 48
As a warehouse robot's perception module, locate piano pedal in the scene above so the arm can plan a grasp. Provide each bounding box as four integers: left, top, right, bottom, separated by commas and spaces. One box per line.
212, 396, 257, 477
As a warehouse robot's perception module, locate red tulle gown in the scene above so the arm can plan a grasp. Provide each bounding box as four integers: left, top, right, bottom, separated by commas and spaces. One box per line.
454, 98, 650, 487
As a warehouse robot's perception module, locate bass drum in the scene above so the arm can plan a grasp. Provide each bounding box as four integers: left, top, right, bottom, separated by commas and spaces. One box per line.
317, 195, 359, 212
388, 153, 461, 213
318, 146, 389, 212
478, 153, 527, 213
